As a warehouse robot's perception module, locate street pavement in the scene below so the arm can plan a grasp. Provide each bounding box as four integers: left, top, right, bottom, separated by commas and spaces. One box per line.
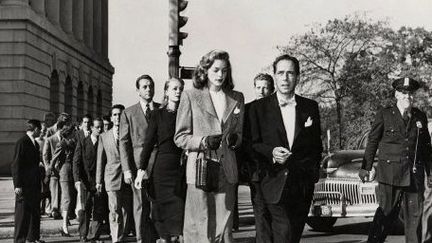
0, 177, 404, 242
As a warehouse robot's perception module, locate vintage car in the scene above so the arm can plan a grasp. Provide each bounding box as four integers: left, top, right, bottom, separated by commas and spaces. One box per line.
307, 131, 379, 231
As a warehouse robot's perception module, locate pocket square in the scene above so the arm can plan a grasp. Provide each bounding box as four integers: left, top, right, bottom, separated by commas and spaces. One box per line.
233, 107, 241, 115
305, 117, 313, 127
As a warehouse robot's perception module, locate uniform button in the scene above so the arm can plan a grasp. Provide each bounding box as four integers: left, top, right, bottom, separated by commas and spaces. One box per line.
391, 129, 394, 132
284, 172, 288, 176
386, 160, 390, 163
405, 138, 408, 141
406, 147, 409, 150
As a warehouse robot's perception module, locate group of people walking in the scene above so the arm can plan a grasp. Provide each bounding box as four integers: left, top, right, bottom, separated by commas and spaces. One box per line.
10, 49, 432, 243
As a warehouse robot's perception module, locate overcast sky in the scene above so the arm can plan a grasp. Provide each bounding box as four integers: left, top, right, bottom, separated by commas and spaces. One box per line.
109, 0, 432, 106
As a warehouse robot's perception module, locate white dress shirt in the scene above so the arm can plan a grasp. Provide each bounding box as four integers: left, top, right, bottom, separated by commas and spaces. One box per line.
277, 93, 296, 150
209, 89, 227, 123
90, 134, 98, 145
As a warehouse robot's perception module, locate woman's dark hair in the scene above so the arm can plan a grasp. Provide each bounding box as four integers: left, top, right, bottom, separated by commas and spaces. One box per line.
192, 50, 234, 91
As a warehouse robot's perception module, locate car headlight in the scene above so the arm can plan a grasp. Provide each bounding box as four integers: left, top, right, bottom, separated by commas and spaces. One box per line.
325, 168, 337, 173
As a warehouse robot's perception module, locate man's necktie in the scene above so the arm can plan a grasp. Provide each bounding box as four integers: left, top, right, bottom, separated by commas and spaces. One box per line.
145, 104, 151, 121
402, 111, 410, 125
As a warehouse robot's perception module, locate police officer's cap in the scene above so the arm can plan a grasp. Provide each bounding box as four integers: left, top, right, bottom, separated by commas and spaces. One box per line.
392, 77, 420, 92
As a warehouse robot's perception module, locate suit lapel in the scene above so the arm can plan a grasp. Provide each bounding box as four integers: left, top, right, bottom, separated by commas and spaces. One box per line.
107, 130, 120, 156
270, 94, 289, 147
222, 90, 238, 124
293, 95, 303, 147
133, 102, 148, 127
196, 87, 218, 119
84, 137, 96, 170
25, 135, 37, 154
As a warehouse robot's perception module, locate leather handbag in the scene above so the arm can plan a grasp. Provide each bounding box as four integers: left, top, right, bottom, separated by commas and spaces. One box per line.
195, 150, 221, 192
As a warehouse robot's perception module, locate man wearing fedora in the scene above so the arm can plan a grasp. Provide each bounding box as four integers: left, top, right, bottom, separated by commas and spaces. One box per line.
359, 77, 432, 243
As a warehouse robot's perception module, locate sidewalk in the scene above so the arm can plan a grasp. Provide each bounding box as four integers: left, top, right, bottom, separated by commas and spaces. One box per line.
0, 177, 79, 240
0, 177, 256, 241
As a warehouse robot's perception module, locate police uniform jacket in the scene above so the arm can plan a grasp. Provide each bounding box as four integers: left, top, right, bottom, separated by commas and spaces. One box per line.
362, 106, 432, 187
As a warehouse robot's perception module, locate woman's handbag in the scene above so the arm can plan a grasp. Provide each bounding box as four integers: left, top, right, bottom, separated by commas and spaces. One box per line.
195, 150, 221, 192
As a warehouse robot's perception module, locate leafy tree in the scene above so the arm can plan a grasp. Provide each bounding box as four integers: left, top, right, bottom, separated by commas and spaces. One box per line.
277, 14, 432, 149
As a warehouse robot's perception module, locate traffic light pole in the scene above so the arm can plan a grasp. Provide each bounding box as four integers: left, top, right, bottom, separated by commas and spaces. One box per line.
168, 45, 181, 78
168, 0, 188, 79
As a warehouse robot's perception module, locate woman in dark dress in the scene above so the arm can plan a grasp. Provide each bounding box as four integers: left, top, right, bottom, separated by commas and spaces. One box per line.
135, 77, 185, 243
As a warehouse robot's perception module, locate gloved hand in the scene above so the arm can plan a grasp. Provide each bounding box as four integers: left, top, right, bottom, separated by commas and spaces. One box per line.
227, 133, 238, 149
205, 134, 223, 150
358, 169, 370, 183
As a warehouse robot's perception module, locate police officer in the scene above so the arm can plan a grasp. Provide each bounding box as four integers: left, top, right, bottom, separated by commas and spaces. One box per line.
359, 77, 432, 243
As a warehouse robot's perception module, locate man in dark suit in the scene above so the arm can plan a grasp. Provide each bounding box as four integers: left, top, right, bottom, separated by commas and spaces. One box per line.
73, 118, 104, 242
11, 119, 45, 243
248, 55, 323, 243
119, 75, 160, 243
76, 114, 92, 143
359, 77, 432, 243
236, 73, 274, 241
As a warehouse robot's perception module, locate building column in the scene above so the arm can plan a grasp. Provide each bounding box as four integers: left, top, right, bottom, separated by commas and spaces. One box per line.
92, 0, 102, 54
1, 0, 28, 5
83, 0, 93, 48
101, 0, 108, 58
72, 0, 84, 41
45, 0, 60, 25
29, 0, 44, 15
60, 0, 73, 34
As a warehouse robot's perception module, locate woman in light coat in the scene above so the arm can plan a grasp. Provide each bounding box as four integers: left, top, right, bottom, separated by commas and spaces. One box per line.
174, 50, 244, 243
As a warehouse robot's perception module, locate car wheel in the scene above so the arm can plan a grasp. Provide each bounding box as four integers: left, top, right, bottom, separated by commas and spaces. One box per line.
306, 217, 337, 232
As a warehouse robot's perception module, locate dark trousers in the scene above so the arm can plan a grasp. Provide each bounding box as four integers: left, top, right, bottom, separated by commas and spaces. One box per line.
266, 179, 314, 243
367, 182, 423, 243
250, 181, 272, 243
14, 191, 41, 243
233, 185, 239, 230
78, 188, 105, 240
130, 183, 158, 243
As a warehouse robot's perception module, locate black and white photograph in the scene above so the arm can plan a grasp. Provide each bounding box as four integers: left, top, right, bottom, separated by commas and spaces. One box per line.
1, 0, 432, 242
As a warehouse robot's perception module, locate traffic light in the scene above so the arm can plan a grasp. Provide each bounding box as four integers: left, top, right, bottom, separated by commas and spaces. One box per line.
169, 0, 188, 46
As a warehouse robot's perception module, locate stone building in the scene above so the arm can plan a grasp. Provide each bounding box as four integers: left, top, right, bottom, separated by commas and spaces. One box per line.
0, 0, 113, 173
